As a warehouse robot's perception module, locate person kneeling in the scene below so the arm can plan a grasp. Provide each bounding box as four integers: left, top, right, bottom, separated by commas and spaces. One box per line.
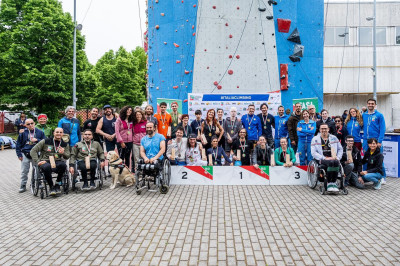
311, 123, 343, 192
274, 137, 296, 167
166, 127, 187, 165
69, 129, 105, 190
359, 138, 384, 190
252, 135, 273, 169
340, 135, 364, 189
30, 128, 70, 196
207, 136, 232, 166
186, 134, 207, 166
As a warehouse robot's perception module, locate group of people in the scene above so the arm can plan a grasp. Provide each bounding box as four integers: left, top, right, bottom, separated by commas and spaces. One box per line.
15, 98, 386, 194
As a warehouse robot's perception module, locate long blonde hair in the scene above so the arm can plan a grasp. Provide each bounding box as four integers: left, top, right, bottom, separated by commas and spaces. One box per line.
344, 108, 363, 127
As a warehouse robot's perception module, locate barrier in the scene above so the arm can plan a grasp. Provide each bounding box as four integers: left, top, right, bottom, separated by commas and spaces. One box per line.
170, 165, 308, 185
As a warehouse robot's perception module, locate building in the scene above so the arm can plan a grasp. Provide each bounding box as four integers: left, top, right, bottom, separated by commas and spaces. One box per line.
324, 0, 400, 128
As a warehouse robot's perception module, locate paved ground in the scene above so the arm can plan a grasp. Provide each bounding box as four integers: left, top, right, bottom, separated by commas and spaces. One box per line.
0, 148, 399, 266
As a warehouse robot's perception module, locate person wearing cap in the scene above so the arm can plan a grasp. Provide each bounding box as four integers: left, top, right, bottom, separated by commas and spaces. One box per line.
186, 134, 207, 166
96, 105, 119, 152
35, 114, 52, 138
58, 106, 81, 146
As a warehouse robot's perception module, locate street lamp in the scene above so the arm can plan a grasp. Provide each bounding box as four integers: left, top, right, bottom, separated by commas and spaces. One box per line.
72, 0, 82, 109
366, 0, 377, 100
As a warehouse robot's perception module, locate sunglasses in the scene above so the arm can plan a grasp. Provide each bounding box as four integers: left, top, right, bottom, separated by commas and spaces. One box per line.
335, 120, 341, 123
26, 123, 34, 125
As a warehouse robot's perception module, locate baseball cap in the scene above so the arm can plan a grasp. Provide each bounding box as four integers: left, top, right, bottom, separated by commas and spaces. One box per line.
103, 104, 112, 109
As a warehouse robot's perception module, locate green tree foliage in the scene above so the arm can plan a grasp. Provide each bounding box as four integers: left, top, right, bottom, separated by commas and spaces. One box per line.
92, 46, 146, 108
0, 0, 90, 119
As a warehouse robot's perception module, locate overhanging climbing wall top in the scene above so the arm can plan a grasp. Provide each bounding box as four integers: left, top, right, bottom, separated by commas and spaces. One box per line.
147, 0, 324, 113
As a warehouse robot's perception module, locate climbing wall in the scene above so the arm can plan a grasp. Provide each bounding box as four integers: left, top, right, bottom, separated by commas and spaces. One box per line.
147, 0, 324, 113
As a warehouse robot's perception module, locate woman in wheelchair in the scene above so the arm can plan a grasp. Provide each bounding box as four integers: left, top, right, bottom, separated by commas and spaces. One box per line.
274, 137, 296, 167
69, 129, 105, 190
207, 136, 232, 166
166, 127, 187, 165
252, 135, 273, 169
30, 128, 70, 196
311, 123, 343, 192
185, 134, 207, 166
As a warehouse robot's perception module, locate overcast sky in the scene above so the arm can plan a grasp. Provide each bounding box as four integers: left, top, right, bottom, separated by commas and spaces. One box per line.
61, 0, 147, 64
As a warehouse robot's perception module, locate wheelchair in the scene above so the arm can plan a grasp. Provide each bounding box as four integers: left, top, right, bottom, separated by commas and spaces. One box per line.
135, 158, 171, 195
307, 159, 348, 195
30, 163, 70, 199
71, 159, 104, 192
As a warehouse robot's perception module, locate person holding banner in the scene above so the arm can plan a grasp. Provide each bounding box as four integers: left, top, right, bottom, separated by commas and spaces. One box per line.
186, 134, 207, 166
297, 110, 316, 165
344, 108, 363, 151
311, 123, 343, 192
30, 128, 70, 196
201, 109, 224, 150
177, 114, 192, 138
252, 135, 273, 169
166, 127, 188, 165
207, 136, 232, 166
274, 106, 289, 149
170, 102, 182, 139
154, 102, 172, 139
242, 104, 262, 147
190, 110, 204, 139
231, 129, 251, 166
223, 107, 242, 153
257, 103, 275, 148
274, 137, 296, 167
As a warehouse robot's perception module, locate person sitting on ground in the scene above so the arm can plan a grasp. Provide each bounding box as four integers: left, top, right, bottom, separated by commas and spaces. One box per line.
140, 122, 166, 165
69, 129, 105, 190
58, 106, 81, 146
30, 128, 70, 196
274, 137, 296, 167
311, 123, 343, 192
207, 136, 232, 166
359, 138, 384, 190
231, 128, 251, 166
252, 135, 273, 169
185, 134, 207, 166
16, 119, 46, 192
340, 135, 363, 189
177, 114, 192, 138
166, 127, 188, 165
35, 114, 52, 138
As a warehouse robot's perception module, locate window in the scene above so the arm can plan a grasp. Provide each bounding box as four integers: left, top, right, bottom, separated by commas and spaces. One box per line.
359, 27, 386, 46
324, 27, 349, 46
396, 26, 400, 45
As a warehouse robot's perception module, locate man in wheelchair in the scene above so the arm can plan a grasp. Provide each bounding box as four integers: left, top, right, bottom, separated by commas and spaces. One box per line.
139, 121, 166, 170
69, 129, 105, 190
311, 123, 343, 192
30, 128, 70, 195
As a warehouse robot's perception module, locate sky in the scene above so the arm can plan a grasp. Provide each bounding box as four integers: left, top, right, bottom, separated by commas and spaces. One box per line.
61, 0, 147, 64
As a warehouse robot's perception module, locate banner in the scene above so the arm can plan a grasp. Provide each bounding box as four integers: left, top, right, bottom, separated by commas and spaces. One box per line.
188, 92, 282, 123
382, 134, 399, 177
156, 98, 183, 114
292, 97, 319, 112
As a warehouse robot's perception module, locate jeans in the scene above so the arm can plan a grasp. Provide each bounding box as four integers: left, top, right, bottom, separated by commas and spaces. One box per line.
40, 161, 67, 187
362, 172, 383, 185
363, 141, 386, 178
105, 140, 121, 153
118, 142, 133, 170
298, 141, 311, 166
77, 160, 97, 182
20, 154, 33, 186
343, 163, 364, 189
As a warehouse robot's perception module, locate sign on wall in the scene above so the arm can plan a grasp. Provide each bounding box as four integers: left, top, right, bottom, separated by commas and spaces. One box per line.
292, 97, 319, 112
156, 98, 183, 114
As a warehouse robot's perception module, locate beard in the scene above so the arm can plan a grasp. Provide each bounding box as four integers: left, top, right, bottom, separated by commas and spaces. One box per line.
146, 130, 154, 135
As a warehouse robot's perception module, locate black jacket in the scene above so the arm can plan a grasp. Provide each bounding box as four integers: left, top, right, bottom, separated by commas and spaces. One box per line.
287, 112, 301, 144
336, 125, 348, 145
315, 117, 337, 136
361, 148, 384, 175
252, 145, 273, 166
340, 145, 362, 174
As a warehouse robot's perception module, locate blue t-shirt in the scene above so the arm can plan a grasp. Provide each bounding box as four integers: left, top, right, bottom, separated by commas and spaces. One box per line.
141, 133, 166, 160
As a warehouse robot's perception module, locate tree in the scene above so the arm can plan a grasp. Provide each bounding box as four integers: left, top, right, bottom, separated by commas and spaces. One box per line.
0, 0, 90, 119
92, 46, 146, 108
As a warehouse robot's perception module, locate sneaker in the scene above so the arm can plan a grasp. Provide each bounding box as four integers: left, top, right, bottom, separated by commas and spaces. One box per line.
82, 183, 90, 190
380, 178, 386, 185
90, 180, 96, 189
327, 183, 339, 192
19, 184, 26, 193
374, 180, 382, 190
49, 187, 57, 196
54, 184, 61, 194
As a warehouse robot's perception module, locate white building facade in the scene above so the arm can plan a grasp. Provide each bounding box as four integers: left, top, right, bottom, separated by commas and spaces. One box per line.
324, 0, 400, 128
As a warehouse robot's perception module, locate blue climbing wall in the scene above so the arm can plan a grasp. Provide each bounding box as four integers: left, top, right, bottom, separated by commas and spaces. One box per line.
147, 0, 324, 113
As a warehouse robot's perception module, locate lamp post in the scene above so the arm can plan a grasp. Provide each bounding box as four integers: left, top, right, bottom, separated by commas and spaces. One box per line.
73, 0, 76, 109
367, 0, 377, 100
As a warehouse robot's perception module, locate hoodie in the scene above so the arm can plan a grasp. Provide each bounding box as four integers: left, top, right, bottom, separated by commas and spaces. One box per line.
362, 110, 386, 144
57, 117, 81, 146
315, 117, 337, 136
297, 120, 316, 143
345, 117, 362, 143
274, 114, 289, 140
287, 112, 301, 144
361, 148, 384, 175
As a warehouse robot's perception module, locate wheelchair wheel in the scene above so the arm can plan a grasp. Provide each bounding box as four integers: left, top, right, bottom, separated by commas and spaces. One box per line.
307, 160, 319, 189
30, 166, 39, 196
342, 187, 348, 195
319, 185, 325, 195
98, 165, 103, 190
160, 185, 169, 194
40, 188, 45, 199
63, 172, 70, 194
162, 159, 171, 186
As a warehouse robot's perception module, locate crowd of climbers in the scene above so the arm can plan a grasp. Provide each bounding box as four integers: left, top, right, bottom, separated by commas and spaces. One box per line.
15, 98, 386, 194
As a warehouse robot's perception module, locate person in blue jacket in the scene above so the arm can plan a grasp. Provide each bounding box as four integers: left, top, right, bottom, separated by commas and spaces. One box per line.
257, 103, 275, 148
344, 107, 363, 151
274, 106, 289, 149
362, 98, 386, 182
16, 118, 45, 192
297, 110, 316, 165
58, 106, 81, 146
241, 104, 262, 147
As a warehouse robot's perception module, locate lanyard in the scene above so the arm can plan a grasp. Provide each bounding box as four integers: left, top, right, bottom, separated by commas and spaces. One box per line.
183, 125, 188, 136
196, 119, 202, 128
240, 139, 246, 155
207, 122, 213, 133
212, 147, 218, 161
160, 113, 167, 126
247, 115, 254, 127
230, 117, 236, 129
262, 114, 268, 125
85, 141, 92, 156
53, 139, 61, 153
260, 147, 267, 161
172, 112, 179, 123
29, 128, 36, 139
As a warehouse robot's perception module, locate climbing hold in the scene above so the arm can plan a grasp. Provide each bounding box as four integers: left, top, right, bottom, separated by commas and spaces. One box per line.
186, 42, 189, 45
161, 13, 165, 16
268, 0, 277, 6
237, 6, 240, 10
277, 19, 291, 33
266, 16, 273, 20
287, 28, 301, 44
280, 64, 289, 91
186, 19, 188, 22
193, 4, 196, 7
155, 25, 160, 30
293, 44, 304, 57
204, 49, 207, 52
183, 99, 188, 103
217, 85, 222, 90
192, 25, 194, 29
156, 59, 159, 62
207, 67, 209, 69
229, 55, 233, 58
184, 70, 190, 74
228, 70, 233, 75
214, 81, 218, 86
155, 0, 158, 3
229, 34, 233, 38
237, 86, 239, 88
258, 7, 266, 12
163, 42, 167, 45
289, 55, 300, 62
213, 6, 216, 9
192, 32, 196, 36
236, 55, 240, 59
225, 23, 229, 26
159, 69, 162, 72
156, 87, 159, 90
174, 43, 180, 47
173, 86, 178, 89
176, 60, 181, 64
